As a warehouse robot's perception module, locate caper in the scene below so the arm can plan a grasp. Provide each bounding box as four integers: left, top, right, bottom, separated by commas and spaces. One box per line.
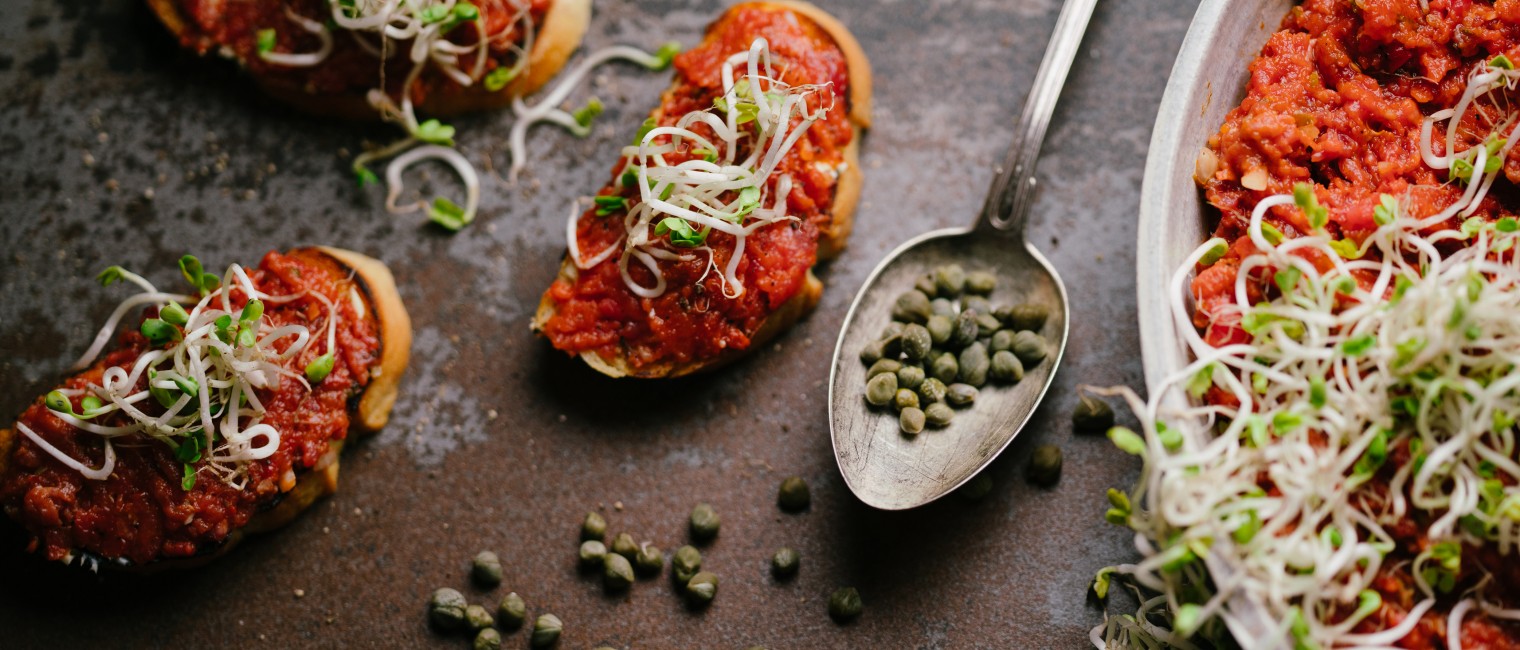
686, 571, 719, 606
859, 339, 885, 365
894, 388, 920, 411
946, 383, 978, 407
428, 587, 469, 631
672, 545, 702, 585
892, 290, 932, 323
897, 324, 928, 360
966, 270, 997, 295
777, 476, 811, 512
865, 372, 898, 406
611, 532, 638, 559
957, 473, 994, 502
1028, 444, 1063, 487
958, 342, 990, 387
635, 542, 664, 577
1012, 331, 1047, 364
530, 614, 562, 648
604, 552, 635, 591
1073, 394, 1116, 433
896, 365, 925, 390
473, 628, 502, 650
867, 358, 902, 378
690, 503, 720, 543
900, 407, 926, 434
880, 321, 906, 340
926, 315, 953, 345
581, 512, 607, 542
472, 550, 503, 588
930, 352, 959, 384
772, 547, 800, 578
975, 312, 1002, 338
934, 264, 966, 297
918, 377, 948, 404
498, 592, 526, 630
930, 297, 956, 317
951, 310, 979, 348
465, 604, 495, 631
989, 329, 1015, 352
924, 402, 954, 428
828, 587, 863, 623
579, 540, 608, 569
989, 350, 1024, 383
914, 273, 938, 297
963, 295, 992, 316
1006, 303, 1050, 332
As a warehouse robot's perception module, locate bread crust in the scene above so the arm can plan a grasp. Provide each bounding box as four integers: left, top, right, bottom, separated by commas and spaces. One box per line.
145, 0, 591, 120
2, 247, 410, 570
533, 1, 871, 379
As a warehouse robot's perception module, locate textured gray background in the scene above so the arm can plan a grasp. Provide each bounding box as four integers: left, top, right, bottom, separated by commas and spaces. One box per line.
0, 0, 1198, 647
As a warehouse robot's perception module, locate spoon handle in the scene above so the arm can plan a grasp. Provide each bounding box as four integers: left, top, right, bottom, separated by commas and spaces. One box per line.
976, 0, 1099, 237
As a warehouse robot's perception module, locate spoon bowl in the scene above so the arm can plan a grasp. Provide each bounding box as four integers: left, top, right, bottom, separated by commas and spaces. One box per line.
828, 228, 1070, 510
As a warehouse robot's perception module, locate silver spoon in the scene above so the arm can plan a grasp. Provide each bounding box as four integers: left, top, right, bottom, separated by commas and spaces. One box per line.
828, 0, 1095, 510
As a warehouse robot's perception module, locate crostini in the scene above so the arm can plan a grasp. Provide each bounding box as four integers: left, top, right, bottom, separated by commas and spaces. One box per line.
533, 1, 872, 378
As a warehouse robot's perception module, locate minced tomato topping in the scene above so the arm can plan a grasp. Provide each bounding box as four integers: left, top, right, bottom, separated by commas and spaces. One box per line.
539, 4, 854, 371
0, 250, 380, 566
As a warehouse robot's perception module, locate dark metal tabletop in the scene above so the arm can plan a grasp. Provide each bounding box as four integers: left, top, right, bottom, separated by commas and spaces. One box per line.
0, 0, 1197, 647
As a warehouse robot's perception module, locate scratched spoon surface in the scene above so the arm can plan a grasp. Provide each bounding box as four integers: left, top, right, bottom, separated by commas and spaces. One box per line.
828, 0, 1095, 510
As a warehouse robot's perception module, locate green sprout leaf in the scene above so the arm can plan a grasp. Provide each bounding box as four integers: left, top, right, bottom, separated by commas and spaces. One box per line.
419, 4, 450, 23
594, 195, 629, 216
1260, 222, 1284, 246
257, 29, 277, 55
1274, 266, 1302, 296
1500, 217, 1519, 233
1294, 182, 1328, 231
484, 66, 516, 92
650, 41, 682, 70
633, 118, 658, 145
654, 217, 706, 247
182, 464, 198, 491
179, 254, 221, 293
1092, 567, 1115, 599
442, 2, 479, 31
1309, 375, 1326, 408
1328, 239, 1362, 259
573, 98, 604, 128
1234, 509, 1262, 544
1373, 194, 1398, 226
1107, 427, 1146, 455
97, 266, 127, 287
160, 301, 190, 326
354, 165, 380, 187
1339, 334, 1375, 357
1198, 238, 1229, 266
1493, 53, 1515, 70
414, 119, 456, 146
213, 314, 235, 344
140, 318, 181, 345
305, 353, 336, 383
428, 197, 469, 231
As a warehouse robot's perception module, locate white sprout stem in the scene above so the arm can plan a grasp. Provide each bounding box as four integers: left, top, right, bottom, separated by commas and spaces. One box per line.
259, 8, 334, 67
384, 144, 481, 224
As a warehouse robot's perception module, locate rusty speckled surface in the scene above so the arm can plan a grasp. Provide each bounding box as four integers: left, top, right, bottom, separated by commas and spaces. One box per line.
0, 0, 1196, 647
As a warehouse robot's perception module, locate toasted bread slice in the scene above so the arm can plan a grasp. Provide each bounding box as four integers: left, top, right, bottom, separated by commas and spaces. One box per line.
0, 247, 410, 570
532, 1, 871, 379
145, 0, 591, 120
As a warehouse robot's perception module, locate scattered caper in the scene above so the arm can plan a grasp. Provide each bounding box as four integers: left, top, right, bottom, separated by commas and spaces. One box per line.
1012, 331, 1048, 364
926, 314, 953, 345
989, 329, 1015, 352
918, 378, 948, 404
867, 358, 902, 378
896, 365, 926, 391
930, 297, 956, 317
1073, 394, 1116, 433
930, 352, 959, 384
975, 312, 1002, 338
989, 350, 1024, 383
894, 388, 920, 411
958, 342, 990, 387
690, 503, 721, 543
963, 295, 992, 316
965, 270, 997, 295
530, 614, 562, 648
428, 587, 469, 631
579, 540, 608, 569
581, 512, 607, 542
472, 550, 503, 588
604, 553, 635, 591
611, 532, 638, 559
474, 628, 502, 650
865, 372, 898, 407
777, 476, 811, 512
892, 290, 932, 323
915, 273, 938, 297
900, 407, 926, 435
946, 383, 978, 407
950, 311, 979, 348
901, 323, 932, 361
498, 592, 526, 630
957, 473, 994, 502
880, 321, 906, 340
1006, 303, 1050, 332
1028, 444, 1063, 487
828, 587, 863, 623
686, 571, 719, 606
635, 542, 664, 577
772, 547, 800, 578
672, 545, 702, 585
924, 402, 954, 427
934, 264, 966, 297
465, 604, 495, 631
